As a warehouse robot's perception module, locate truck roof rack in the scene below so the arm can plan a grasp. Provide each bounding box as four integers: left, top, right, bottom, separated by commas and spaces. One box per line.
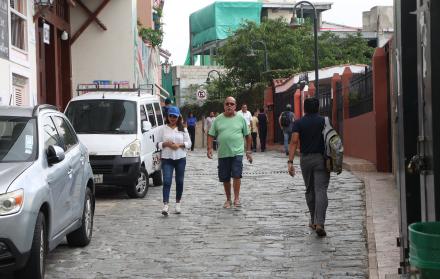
76, 83, 154, 97
32, 104, 59, 116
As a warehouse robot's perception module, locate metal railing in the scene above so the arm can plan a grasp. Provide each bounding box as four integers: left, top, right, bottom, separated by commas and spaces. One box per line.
349, 68, 373, 118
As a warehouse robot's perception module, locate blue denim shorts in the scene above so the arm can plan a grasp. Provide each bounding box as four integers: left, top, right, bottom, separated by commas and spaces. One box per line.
218, 155, 243, 182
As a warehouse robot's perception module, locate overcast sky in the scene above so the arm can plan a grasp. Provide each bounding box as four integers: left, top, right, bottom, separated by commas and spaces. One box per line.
162, 0, 393, 65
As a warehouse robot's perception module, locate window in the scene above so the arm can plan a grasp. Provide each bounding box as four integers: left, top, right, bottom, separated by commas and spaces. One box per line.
145, 103, 157, 127
12, 74, 28, 106
52, 116, 78, 152
42, 117, 60, 150
153, 103, 163, 125
139, 105, 148, 130
65, 100, 137, 134
10, 0, 27, 51
0, 116, 37, 162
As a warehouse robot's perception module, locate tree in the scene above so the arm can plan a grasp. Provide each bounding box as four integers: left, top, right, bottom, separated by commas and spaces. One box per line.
217, 18, 375, 86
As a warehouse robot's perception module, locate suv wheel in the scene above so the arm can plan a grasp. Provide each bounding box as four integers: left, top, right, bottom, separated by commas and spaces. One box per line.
126, 167, 148, 198
152, 170, 163, 186
67, 188, 94, 247
16, 212, 46, 279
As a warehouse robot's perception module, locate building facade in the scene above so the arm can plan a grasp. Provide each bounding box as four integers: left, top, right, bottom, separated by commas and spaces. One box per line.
0, 0, 37, 107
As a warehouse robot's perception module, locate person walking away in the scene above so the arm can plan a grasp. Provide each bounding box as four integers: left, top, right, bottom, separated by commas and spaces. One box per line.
287, 98, 330, 237
186, 112, 197, 151
237, 104, 252, 130
205, 111, 217, 150
279, 104, 295, 155
207, 97, 253, 208
156, 106, 191, 216
162, 97, 172, 118
257, 107, 268, 152
250, 111, 259, 152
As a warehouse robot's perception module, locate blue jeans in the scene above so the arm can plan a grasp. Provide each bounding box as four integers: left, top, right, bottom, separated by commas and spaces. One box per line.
283, 130, 292, 153
162, 158, 186, 203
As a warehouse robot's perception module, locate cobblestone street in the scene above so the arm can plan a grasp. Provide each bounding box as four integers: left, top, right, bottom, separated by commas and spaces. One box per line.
45, 149, 368, 278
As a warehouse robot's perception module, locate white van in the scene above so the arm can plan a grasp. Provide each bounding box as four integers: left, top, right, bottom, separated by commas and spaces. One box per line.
65, 86, 163, 198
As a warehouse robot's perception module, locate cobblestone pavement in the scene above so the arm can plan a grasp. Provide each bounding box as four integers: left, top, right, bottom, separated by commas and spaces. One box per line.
44, 149, 368, 279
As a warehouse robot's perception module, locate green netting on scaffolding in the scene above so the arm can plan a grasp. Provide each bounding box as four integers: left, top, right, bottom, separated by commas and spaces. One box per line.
185, 1, 262, 65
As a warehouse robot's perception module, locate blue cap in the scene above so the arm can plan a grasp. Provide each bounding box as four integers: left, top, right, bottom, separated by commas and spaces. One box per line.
167, 106, 180, 117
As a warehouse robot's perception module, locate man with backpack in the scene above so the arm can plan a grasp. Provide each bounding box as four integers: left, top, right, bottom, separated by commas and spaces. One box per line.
287, 98, 330, 237
279, 104, 295, 155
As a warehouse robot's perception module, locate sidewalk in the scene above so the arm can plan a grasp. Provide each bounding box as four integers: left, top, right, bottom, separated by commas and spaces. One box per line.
343, 156, 400, 279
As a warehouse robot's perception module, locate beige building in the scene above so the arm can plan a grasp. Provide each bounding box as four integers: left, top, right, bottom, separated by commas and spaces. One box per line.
70, 0, 168, 98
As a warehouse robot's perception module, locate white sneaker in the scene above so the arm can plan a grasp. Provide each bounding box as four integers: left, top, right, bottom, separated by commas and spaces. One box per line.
175, 203, 181, 214
162, 204, 169, 216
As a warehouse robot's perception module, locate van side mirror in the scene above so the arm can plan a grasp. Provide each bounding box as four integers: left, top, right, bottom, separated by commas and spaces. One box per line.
142, 121, 152, 133
47, 145, 65, 165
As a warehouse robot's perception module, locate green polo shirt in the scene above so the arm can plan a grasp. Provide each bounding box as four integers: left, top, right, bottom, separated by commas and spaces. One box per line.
208, 113, 250, 158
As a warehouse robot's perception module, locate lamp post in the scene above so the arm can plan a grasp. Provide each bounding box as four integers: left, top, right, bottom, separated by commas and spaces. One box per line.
249, 40, 270, 72
206, 69, 221, 84
291, 1, 319, 96
162, 59, 171, 75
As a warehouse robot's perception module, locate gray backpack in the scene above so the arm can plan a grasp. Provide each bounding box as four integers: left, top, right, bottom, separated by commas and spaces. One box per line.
322, 117, 343, 174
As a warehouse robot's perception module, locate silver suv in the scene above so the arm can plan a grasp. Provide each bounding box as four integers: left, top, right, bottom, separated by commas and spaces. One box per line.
0, 105, 95, 279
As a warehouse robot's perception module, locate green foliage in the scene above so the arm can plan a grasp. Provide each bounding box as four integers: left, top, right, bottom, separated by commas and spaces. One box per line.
139, 27, 163, 47
216, 19, 374, 87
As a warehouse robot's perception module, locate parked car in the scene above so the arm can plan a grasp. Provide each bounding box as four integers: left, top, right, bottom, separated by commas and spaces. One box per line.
0, 105, 95, 279
64, 86, 163, 198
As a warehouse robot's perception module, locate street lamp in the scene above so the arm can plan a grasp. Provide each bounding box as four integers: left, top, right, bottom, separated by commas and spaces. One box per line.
248, 40, 270, 72
206, 69, 221, 84
162, 59, 171, 74
290, 1, 319, 96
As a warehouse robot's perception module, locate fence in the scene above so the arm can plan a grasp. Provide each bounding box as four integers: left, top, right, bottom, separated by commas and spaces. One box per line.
318, 85, 332, 121
349, 68, 373, 118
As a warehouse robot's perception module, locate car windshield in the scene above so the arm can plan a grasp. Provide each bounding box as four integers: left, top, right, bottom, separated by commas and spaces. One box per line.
65, 100, 137, 134
0, 117, 38, 162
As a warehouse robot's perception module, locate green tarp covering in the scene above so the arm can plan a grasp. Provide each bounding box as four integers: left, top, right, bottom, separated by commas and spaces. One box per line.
189, 1, 262, 48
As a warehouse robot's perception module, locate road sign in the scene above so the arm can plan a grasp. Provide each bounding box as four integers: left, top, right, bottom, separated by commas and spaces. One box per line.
196, 89, 207, 100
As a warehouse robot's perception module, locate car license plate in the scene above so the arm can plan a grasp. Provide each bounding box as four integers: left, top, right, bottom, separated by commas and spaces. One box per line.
93, 174, 103, 184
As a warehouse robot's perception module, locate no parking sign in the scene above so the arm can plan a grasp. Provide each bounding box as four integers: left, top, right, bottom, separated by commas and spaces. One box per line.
196, 89, 207, 101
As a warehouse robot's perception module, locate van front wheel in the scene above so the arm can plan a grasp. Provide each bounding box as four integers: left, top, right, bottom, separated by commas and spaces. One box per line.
127, 167, 149, 198
152, 170, 163, 186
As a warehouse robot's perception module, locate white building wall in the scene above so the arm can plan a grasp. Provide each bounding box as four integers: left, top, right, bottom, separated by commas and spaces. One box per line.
172, 66, 225, 107
71, 1, 135, 92
0, 1, 37, 106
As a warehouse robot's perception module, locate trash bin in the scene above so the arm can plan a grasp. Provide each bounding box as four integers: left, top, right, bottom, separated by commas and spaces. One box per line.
409, 222, 440, 279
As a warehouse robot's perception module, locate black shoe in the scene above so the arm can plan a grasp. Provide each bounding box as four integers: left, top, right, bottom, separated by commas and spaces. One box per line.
315, 225, 326, 237
286, 152, 289, 156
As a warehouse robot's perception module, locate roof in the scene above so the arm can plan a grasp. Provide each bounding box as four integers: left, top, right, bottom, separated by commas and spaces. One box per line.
261, 1, 332, 11
0, 106, 34, 117
274, 64, 369, 94
320, 21, 361, 32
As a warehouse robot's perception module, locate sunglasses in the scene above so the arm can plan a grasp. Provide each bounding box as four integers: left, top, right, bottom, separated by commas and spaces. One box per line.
168, 114, 178, 118
224, 102, 236, 106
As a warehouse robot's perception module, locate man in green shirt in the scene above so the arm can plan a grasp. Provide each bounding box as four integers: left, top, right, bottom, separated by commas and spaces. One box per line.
207, 96, 253, 208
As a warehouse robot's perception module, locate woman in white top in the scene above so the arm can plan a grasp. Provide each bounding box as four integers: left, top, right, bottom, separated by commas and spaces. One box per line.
156, 106, 191, 215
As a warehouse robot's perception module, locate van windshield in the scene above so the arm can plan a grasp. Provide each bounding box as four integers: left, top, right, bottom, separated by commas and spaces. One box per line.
65, 100, 137, 134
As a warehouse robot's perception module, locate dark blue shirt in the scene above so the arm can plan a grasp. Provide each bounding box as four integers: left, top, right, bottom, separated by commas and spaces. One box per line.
187, 116, 197, 127
292, 113, 325, 154
257, 113, 267, 130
